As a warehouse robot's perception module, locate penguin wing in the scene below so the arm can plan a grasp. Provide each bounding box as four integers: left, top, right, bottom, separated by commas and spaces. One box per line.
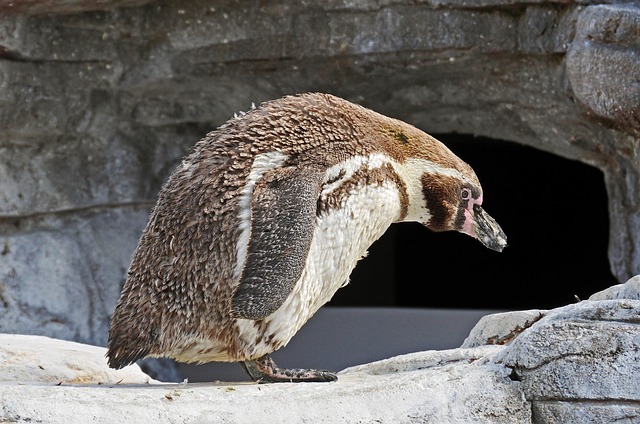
231, 166, 323, 320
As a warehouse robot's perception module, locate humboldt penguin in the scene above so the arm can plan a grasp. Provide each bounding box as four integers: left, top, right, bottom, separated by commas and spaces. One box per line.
107, 93, 507, 383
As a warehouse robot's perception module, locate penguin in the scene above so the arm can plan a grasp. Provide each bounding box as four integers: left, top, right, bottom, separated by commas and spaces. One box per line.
107, 93, 507, 383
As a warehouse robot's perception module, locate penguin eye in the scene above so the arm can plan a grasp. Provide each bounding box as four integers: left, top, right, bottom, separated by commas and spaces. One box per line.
461, 188, 471, 201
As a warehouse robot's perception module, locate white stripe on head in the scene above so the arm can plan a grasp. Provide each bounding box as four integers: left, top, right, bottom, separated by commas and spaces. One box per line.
322, 153, 474, 223
395, 157, 474, 223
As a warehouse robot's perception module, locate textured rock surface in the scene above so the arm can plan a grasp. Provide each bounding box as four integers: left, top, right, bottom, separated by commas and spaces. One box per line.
566, 4, 640, 135
0, 340, 529, 424
461, 309, 546, 348
461, 278, 640, 423
589, 274, 640, 301
465, 275, 640, 349
1, 0, 639, 352
0, 208, 149, 346
2, 296, 638, 423
495, 299, 640, 423
0, 333, 156, 385
0, 0, 151, 15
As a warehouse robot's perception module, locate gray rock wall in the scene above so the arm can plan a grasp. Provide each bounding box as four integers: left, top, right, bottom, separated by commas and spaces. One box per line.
1, 0, 639, 345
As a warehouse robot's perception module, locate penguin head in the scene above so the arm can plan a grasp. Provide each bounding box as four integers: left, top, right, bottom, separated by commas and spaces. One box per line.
378, 122, 507, 252
419, 168, 507, 252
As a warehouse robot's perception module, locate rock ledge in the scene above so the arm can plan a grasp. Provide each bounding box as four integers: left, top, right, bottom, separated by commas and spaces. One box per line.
2, 284, 639, 423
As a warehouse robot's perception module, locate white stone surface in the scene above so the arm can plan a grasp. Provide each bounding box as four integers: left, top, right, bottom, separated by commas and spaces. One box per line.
589, 274, 640, 300
461, 309, 546, 348
496, 300, 640, 399
0, 334, 156, 385
495, 299, 640, 423
0, 342, 530, 424
2, 292, 639, 423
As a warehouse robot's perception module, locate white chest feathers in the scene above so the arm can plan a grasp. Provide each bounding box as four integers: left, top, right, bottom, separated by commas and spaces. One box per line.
236, 153, 403, 358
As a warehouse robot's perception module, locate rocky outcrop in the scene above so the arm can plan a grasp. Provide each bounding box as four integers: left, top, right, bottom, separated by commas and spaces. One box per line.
469, 276, 640, 423
589, 274, 640, 301
566, 4, 640, 136
1, 0, 639, 367
496, 300, 640, 423
2, 279, 638, 423
0, 339, 528, 423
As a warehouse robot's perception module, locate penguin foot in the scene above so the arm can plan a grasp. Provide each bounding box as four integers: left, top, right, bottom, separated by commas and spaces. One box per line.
241, 354, 338, 383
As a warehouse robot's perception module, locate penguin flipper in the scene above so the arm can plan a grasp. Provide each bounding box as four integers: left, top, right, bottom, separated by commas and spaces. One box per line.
231, 166, 323, 320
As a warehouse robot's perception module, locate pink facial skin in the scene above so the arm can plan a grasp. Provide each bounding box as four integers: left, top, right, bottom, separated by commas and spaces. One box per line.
461, 195, 483, 238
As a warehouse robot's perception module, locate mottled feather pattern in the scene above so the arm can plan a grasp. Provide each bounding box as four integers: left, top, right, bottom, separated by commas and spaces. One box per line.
107, 93, 483, 367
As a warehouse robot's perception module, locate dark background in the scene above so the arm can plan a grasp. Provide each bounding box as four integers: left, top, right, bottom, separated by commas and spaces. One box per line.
329, 135, 616, 311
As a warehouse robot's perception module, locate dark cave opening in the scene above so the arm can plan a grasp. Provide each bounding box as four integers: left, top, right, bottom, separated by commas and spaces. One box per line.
329, 135, 617, 311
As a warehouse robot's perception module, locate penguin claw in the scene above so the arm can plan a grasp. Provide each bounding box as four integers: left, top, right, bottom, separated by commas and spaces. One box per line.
242, 354, 338, 383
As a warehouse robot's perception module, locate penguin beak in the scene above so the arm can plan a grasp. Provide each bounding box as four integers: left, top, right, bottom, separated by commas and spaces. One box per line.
464, 204, 507, 252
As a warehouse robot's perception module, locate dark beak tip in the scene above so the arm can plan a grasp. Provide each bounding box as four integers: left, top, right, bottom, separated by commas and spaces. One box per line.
488, 241, 507, 253
479, 231, 507, 252
472, 207, 507, 253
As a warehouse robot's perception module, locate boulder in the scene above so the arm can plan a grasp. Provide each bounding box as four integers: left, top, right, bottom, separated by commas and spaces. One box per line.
566, 4, 640, 135
460, 277, 640, 423
461, 309, 546, 348
589, 274, 640, 301
464, 275, 640, 350
495, 299, 640, 423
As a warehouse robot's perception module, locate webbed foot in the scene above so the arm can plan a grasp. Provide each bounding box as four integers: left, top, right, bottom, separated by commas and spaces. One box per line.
241, 354, 337, 383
